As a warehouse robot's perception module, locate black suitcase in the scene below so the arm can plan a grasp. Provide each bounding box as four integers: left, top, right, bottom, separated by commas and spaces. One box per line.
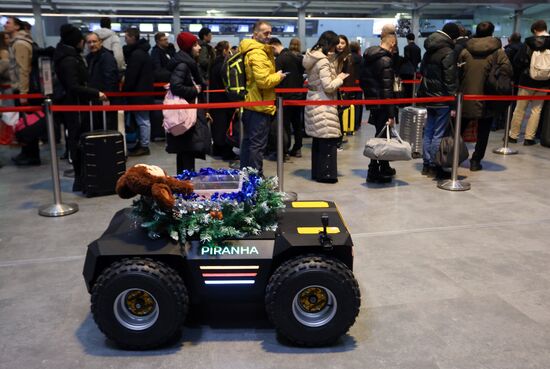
80, 106, 126, 197
540, 100, 550, 147
150, 98, 166, 141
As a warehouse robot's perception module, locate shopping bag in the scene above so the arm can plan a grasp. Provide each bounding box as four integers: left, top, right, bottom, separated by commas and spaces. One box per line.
363, 125, 412, 161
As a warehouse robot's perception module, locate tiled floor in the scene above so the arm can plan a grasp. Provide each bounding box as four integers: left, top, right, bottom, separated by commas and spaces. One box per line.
1, 121, 550, 369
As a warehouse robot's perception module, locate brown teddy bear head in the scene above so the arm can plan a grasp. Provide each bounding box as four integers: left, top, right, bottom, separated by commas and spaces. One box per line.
116, 164, 194, 211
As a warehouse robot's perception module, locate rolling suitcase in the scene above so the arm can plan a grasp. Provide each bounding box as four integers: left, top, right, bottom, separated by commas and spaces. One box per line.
398, 106, 427, 158
80, 104, 126, 197
342, 105, 355, 135
150, 98, 166, 141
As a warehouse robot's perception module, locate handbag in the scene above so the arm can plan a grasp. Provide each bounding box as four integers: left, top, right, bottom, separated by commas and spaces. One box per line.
188, 110, 212, 155
0, 120, 14, 145
162, 89, 197, 136
226, 109, 241, 148
435, 120, 469, 168
363, 125, 412, 161
14, 112, 47, 144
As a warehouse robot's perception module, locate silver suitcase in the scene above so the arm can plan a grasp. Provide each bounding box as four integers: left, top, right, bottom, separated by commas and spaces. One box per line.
399, 106, 427, 159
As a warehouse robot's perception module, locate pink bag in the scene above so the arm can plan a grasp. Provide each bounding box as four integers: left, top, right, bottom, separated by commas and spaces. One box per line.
162, 90, 197, 136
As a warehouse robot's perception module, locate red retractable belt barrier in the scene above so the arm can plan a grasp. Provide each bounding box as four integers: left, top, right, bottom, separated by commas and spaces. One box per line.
0, 93, 46, 100
283, 96, 455, 107
464, 94, 550, 101
0, 105, 43, 113
515, 85, 550, 93
402, 80, 422, 84
50, 100, 275, 112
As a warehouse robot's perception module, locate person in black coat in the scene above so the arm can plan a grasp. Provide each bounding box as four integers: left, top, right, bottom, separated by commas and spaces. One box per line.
505, 32, 523, 98
85, 32, 119, 131
269, 37, 305, 157
347, 41, 363, 132
166, 32, 208, 174
123, 28, 154, 156
360, 31, 397, 183
401, 33, 422, 98
151, 32, 176, 83
53, 24, 107, 191
417, 23, 460, 179
209, 41, 237, 160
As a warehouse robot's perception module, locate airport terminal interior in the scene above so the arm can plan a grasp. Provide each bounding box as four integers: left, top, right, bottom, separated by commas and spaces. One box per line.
2, 1, 550, 368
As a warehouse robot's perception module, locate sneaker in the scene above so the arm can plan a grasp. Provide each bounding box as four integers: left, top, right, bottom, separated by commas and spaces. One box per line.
507, 136, 517, 143
337, 146, 344, 152
128, 146, 151, 156
289, 149, 302, 158
470, 160, 483, 171
524, 139, 536, 146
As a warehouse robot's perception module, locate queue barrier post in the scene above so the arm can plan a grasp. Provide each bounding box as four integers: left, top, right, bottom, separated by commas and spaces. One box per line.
276, 96, 297, 201
38, 98, 79, 217
493, 103, 518, 155
437, 92, 471, 192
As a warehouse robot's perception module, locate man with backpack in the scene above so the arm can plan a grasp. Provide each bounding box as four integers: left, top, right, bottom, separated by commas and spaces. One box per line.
237, 20, 285, 176
508, 20, 550, 146
458, 21, 512, 171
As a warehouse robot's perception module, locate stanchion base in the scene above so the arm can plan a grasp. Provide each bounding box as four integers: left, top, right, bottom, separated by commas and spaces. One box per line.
437, 180, 471, 192
493, 147, 519, 155
39, 203, 79, 217
284, 191, 298, 202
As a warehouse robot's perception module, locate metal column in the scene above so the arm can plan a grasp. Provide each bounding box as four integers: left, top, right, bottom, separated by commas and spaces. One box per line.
437, 93, 471, 192
298, 7, 307, 51
171, 0, 181, 38
31, 0, 46, 47
39, 99, 79, 217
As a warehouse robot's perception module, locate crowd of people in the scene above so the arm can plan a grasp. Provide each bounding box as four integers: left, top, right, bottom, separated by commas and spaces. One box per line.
1, 16, 550, 188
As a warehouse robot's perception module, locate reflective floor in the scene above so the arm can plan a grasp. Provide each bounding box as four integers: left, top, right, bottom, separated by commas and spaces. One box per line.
1, 120, 550, 369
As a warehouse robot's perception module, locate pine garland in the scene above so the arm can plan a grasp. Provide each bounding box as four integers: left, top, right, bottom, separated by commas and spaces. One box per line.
131, 168, 285, 246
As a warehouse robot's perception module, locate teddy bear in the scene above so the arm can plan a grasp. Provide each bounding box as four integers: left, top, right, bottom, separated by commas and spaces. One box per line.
116, 164, 194, 211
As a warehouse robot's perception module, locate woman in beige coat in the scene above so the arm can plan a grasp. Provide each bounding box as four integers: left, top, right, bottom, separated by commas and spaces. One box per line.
303, 31, 349, 183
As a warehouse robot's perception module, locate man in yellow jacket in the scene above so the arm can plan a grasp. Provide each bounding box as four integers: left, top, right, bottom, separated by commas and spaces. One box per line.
239, 20, 285, 175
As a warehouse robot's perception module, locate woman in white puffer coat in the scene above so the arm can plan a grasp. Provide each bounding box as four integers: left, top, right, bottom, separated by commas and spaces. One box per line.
303, 31, 349, 183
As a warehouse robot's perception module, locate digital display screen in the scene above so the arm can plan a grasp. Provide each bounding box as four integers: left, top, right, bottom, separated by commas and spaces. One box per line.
189, 24, 202, 32
210, 25, 220, 33
139, 23, 154, 33
372, 18, 397, 35
284, 25, 295, 33
237, 25, 249, 33
88, 22, 100, 31
158, 24, 172, 32
111, 22, 121, 32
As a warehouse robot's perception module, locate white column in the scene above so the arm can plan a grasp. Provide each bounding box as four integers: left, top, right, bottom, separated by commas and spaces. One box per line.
412, 9, 420, 38
172, 0, 181, 38
298, 8, 306, 51
31, 0, 45, 47
513, 9, 522, 34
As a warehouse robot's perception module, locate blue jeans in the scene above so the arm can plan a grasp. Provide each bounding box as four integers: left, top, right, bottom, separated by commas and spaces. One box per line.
423, 107, 450, 166
240, 109, 271, 175
126, 111, 151, 148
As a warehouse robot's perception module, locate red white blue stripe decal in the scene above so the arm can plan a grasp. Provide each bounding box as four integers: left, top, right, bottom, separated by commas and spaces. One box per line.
199, 265, 259, 285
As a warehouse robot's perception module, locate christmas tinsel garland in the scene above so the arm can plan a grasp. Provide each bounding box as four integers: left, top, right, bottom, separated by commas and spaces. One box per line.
132, 168, 285, 246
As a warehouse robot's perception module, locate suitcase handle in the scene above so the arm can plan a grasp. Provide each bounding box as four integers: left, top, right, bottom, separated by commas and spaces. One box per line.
88, 101, 108, 131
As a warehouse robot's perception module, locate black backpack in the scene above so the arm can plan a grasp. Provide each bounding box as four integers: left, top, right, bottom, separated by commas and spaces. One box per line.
222, 51, 249, 101
484, 51, 513, 112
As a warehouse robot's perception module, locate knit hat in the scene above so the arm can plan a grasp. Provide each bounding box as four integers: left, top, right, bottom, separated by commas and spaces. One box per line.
442, 22, 460, 40
60, 24, 84, 48
177, 32, 198, 53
